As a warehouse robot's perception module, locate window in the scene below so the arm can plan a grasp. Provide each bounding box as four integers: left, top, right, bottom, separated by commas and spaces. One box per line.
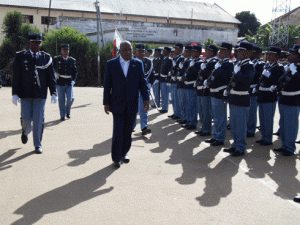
23, 15, 33, 24
41, 16, 57, 25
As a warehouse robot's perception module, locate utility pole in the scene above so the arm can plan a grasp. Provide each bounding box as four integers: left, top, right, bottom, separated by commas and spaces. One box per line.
94, 0, 105, 86
269, 0, 291, 48
47, 0, 52, 33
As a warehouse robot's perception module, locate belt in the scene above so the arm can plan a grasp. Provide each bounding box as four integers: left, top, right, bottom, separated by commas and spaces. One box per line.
160, 74, 168, 78
171, 77, 177, 81
197, 85, 204, 90
210, 85, 227, 92
281, 90, 300, 96
184, 81, 196, 85
250, 84, 257, 88
154, 73, 159, 76
259, 87, 272, 92
60, 75, 72, 79
230, 90, 249, 96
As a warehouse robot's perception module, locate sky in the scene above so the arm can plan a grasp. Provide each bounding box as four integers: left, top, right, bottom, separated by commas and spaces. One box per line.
189, 0, 299, 25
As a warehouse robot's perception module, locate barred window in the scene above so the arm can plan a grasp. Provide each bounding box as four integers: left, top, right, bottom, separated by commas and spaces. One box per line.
23, 15, 33, 24
41, 16, 57, 25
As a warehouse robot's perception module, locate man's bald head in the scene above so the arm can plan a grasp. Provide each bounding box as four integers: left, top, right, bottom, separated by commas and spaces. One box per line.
119, 41, 132, 61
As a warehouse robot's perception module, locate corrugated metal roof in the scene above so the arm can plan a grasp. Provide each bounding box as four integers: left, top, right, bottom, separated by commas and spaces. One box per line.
0, 0, 240, 24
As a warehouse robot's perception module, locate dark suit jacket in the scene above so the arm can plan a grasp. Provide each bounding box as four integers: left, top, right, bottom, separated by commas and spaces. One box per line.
103, 56, 150, 114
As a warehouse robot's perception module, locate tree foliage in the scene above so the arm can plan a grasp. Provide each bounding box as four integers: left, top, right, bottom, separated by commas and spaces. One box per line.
235, 11, 261, 37
203, 38, 218, 48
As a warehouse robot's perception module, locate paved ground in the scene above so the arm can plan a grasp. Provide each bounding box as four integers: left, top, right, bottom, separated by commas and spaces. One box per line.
1, 86, 300, 225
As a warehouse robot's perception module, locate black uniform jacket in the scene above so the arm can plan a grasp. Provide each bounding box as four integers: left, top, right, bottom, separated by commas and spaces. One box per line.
160, 56, 172, 83
12, 50, 57, 99
53, 56, 78, 86
250, 59, 265, 96
170, 55, 184, 84
184, 57, 204, 89
177, 58, 192, 89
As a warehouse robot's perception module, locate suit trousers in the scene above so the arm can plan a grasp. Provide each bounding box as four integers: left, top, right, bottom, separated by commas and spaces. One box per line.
185, 89, 198, 127
211, 97, 227, 142
198, 96, 212, 134
258, 102, 276, 143
160, 82, 169, 111
170, 83, 181, 117
279, 104, 300, 153
230, 104, 249, 153
247, 95, 258, 135
178, 88, 187, 121
21, 98, 46, 147
57, 84, 74, 118
112, 110, 136, 162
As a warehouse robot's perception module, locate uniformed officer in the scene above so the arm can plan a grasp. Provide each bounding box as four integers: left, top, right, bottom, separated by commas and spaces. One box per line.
159, 47, 173, 113
205, 42, 234, 146
177, 45, 193, 124
247, 46, 264, 137
223, 42, 254, 156
151, 48, 163, 108
145, 49, 153, 59
168, 43, 184, 120
12, 33, 57, 154
273, 44, 300, 156
196, 44, 219, 136
53, 44, 78, 121
255, 46, 284, 145
134, 43, 152, 135
182, 45, 204, 130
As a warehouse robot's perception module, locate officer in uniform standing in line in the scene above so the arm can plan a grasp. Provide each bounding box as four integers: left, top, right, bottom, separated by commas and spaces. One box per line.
53, 44, 78, 121
145, 49, 153, 59
159, 47, 173, 113
151, 48, 163, 108
195, 44, 219, 136
12, 33, 57, 154
176, 45, 193, 125
273, 44, 300, 156
133, 44, 152, 135
223, 42, 254, 156
168, 43, 184, 120
204, 42, 234, 146
246, 46, 264, 137
182, 45, 204, 130
255, 46, 284, 146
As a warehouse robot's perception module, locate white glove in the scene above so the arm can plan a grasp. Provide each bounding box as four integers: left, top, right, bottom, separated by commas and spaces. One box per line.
270, 85, 277, 92
193, 82, 197, 88
189, 60, 195, 67
223, 89, 228, 96
262, 69, 271, 78
252, 88, 257, 94
51, 94, 57, 104
71, 80, 75, 86
289, 63, 297, 75
234, 65, 241, 74
215, 62, 221, 69
201, 63, 206, 70
55, 72, 60, 80
203, 79, 208, 87
167, 83, 171, 87
153, 80, 159, 86
12, 95, 20, 106
179, 62, 183, 69
284, 65, 290, 72
172, 60, 176, 67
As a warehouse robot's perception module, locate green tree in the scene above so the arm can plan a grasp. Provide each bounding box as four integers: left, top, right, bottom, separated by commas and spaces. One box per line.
235, 11, 261, 37
203, 38, 218, 48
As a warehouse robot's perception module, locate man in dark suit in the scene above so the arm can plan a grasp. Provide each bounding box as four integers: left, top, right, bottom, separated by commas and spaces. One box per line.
12, 33, 57, 154
103, 41, 150, 168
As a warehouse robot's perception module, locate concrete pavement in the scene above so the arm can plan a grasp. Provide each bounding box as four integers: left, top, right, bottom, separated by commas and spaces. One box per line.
1, 86, 300, 225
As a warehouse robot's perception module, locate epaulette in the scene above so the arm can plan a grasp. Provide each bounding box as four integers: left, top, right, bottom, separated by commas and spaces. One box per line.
278, 63, 283, 67
40, 51, 51, 57
16, 50, 26, 54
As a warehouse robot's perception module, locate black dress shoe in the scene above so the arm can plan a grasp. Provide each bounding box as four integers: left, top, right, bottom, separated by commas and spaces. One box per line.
223, 147, 236, 153
122, 154, 130, 163
282, 150, 294, 156
296, 140, 300, 144
60, 117, 65, 121
231, 150, 245, 157
179, 120, 187, 124
172, 116, 180, 120
273, 131, 280, 136
199, 132, 211, 136
142, 127, 151, 135
151, 104, 156, 108
260, 141, 272, 146
273, 148, 285, 153
227, 124, 231, 130
294, 196, 300, 203
176, 119, 183, 122
21, 132, 28, 144
160, 110, 168, 113
186, 125, 197, 130
35, 147, 43, 154
205, 138, 216, 143
247, 133, 255, 137
168, 114, 175, 118
211, 140, 224, 146
66, 113, 71, 119
181, 124, 189, 128
255, 139, 263, 143
195, 130, 203, 134
113, 161, 121, 168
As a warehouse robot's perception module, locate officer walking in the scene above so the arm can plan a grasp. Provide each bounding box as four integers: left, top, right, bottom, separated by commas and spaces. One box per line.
224, 42, 255, 156
12, 33, 57, 154
53, 44, 78, 121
